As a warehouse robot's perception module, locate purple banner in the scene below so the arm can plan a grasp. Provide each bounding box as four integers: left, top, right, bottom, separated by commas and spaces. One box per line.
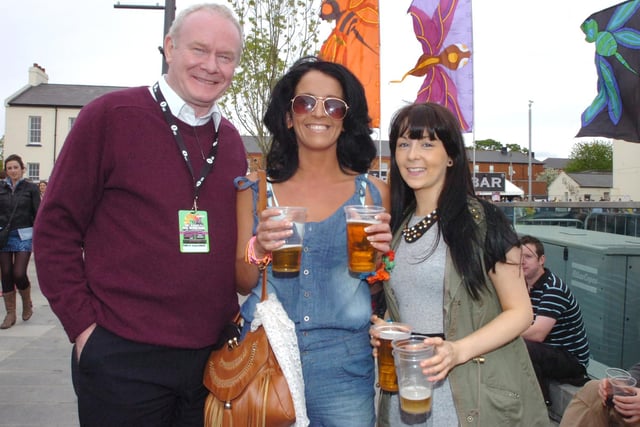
405, 0, 474, 132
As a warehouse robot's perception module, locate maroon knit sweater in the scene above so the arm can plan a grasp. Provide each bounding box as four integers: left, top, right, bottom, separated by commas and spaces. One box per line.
34, 87, 247, 348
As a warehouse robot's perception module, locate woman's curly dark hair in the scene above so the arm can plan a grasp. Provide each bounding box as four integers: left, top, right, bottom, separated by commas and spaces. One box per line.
263, 56, 376, 182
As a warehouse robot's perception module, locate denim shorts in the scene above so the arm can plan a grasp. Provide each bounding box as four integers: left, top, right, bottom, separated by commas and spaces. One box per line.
1, 229, 33, 252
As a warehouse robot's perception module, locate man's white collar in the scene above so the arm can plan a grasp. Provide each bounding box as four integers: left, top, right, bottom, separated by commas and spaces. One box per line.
150, 77, 222, 129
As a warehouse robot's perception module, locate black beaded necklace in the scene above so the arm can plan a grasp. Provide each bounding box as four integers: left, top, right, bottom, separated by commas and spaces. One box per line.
402, 209, 439, 243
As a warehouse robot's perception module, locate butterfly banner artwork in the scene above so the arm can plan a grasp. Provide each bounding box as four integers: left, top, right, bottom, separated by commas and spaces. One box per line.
392, 0, 473, 132
319, 0, 381, 128
577, 0, 640, 143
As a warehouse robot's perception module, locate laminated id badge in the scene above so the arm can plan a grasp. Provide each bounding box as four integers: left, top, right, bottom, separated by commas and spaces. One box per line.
178, 210, 210, 253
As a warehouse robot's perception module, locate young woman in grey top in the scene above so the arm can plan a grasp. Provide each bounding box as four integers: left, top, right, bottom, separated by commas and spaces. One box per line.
371, 103, 549, 426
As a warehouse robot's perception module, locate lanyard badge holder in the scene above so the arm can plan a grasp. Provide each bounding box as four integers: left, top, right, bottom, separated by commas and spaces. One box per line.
153, 82, 219, 253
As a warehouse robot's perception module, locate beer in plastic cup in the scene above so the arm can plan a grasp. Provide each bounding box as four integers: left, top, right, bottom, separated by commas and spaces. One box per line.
271, 207, 306, 275
606, 367, 638, 407
374, 322, 412, 392
392, 335, 434, 415
344, 205, 384, 273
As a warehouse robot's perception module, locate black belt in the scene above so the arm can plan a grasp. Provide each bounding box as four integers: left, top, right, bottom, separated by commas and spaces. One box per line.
412, 332, 445, 339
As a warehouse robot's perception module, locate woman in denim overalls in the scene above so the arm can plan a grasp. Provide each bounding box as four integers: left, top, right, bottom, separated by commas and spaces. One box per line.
235, 57, 391, 426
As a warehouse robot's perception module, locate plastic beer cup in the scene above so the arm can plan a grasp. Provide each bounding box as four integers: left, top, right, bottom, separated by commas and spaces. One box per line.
374, 322, 412, 392
271, 207, 306, 275
344, 205, 385, 273
392, 335, 434, 415
606, 368, 638, 407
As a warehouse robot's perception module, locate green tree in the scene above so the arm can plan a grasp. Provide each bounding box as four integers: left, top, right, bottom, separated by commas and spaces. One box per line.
537, 168, 560, 187
221, 0, 321, 161
565, 140, 613, 172
505, 143, 528, 154
471, 139, 529, 154
474, 139, 503, 151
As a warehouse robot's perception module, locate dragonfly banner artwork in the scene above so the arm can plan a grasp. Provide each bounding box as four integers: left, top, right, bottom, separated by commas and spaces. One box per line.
392, 0, 473, 132
577, 0, 640, 143
319, 0, 381, 128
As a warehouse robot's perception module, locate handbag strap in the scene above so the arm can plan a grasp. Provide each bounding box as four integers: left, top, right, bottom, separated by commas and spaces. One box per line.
257, 170, 269, 303
227, 171, 268, 330
4, 197, 19, 230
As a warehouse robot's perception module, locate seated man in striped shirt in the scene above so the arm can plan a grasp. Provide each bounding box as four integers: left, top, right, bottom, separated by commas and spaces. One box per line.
520, 235, 590, 405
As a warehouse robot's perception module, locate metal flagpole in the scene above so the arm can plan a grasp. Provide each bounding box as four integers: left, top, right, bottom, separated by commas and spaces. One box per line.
376, 0, 382, 179
528, 100, 533, 201
470, 0, 476, 185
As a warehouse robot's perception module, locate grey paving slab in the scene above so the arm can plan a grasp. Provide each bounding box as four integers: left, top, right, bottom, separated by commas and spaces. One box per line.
0, 354, 69, 374
0, 402, 78, 427
0, 369, 71, 387
0, 384, 75, 403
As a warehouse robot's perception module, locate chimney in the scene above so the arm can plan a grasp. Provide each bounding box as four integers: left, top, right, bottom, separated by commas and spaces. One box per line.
28, 63, 49, 86
500, 146, 507, 155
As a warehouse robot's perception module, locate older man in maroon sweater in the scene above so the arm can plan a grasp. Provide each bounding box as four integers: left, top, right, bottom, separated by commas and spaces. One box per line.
33, 4, 246, 426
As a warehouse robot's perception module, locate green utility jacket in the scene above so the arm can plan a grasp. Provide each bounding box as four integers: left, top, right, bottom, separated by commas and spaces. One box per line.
381, 199, 551, 426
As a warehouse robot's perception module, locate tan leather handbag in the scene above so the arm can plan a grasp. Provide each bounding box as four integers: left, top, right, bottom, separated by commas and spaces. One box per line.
203, 171, 296, 427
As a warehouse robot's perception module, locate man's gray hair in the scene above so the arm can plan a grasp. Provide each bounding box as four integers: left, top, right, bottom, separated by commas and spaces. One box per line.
167, 3, 243, 53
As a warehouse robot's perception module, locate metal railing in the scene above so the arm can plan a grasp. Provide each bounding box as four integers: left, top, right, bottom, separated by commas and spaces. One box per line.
494, 201, 640, 237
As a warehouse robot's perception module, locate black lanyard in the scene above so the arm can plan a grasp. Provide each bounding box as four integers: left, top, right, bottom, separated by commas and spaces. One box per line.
152, 82, 219, 210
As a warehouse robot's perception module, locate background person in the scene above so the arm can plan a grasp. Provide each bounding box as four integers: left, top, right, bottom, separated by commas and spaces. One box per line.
235, 57, 391, 426
520, 234, 590, 404
560, 362, 640, 426
0, 154, 40, 329
33, 4, 247, 426
371, 102, 549, 426
37, 180, 47, 199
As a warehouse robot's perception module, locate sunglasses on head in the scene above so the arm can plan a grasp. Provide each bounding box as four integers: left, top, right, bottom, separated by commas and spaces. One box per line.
290, 94, 349, 120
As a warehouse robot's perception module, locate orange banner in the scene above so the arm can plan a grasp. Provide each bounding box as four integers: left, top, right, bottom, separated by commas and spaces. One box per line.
319, 0, 381, 128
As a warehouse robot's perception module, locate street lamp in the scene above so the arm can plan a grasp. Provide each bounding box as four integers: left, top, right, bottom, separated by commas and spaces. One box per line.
528, 100, 533, 201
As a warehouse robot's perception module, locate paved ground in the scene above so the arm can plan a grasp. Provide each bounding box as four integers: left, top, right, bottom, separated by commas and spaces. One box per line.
0, 258, 78, 426
0, 259, 560, 427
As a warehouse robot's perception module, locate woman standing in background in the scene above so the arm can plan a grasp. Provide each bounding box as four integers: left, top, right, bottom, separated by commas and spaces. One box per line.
0, 154, 40, 329
38, 180, 47, 199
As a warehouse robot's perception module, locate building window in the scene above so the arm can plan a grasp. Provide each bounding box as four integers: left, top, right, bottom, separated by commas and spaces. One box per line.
489, 165, 494, 172
68, 117, 76, 130
27, 163, 40, 181
369, 169, 388, 182
28, 116, 42, 145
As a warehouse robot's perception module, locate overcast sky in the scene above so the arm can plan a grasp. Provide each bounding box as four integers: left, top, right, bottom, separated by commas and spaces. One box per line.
1, 0, 620, 159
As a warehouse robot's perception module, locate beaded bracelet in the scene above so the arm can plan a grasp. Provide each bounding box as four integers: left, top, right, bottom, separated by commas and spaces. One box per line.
245, 235, 272, 269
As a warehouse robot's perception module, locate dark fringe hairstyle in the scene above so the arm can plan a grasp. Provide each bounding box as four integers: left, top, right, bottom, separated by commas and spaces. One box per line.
388, 103, 519, 299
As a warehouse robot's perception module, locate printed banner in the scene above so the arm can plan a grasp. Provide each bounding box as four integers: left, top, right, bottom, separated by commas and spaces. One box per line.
577, 0, 640, 143
392, 0, 474, 132
319, 0, 381, 128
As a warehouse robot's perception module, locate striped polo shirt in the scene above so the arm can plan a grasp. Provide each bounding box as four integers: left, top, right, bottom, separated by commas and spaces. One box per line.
529, 268, 590, 367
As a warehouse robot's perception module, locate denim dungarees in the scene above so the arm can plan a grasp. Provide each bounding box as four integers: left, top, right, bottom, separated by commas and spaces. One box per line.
238, 174, 380, 426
